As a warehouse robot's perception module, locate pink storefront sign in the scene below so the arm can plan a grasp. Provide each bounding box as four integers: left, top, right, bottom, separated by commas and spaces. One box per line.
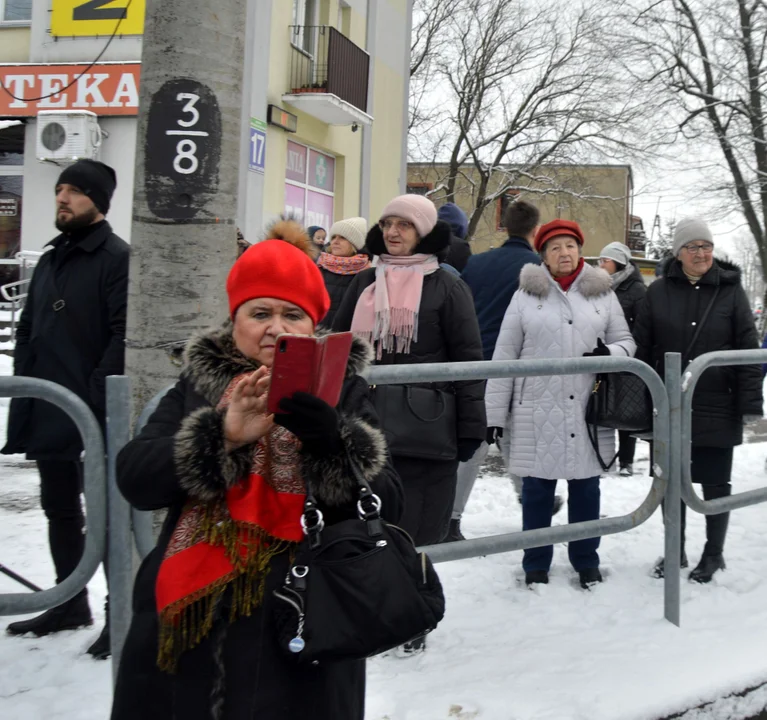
286, 141, 307, 183
285, 183, 306, 223
305, 190, 334, 230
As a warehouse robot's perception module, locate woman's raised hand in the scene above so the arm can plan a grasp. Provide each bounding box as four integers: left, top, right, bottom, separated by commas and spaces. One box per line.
223, 367, 274, 451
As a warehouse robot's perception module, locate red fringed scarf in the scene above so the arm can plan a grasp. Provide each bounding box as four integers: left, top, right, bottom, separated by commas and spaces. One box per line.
317, 251, 371, 275
553, 257, 585, 293
155, 375, 306, 671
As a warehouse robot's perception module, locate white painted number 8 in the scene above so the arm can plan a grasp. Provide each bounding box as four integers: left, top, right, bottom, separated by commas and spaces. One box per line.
174, 139, 198, 175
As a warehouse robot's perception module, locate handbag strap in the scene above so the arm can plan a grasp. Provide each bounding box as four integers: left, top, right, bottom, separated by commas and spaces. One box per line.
300, 444, 384, 548
586, 377, 619, 473
682, 285, 720, 365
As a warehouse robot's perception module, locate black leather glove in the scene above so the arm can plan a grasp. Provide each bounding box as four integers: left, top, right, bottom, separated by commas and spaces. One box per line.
457, 438, 483, 463
275, 392, 342, 456
583, 338, 610, 357
486, 426, 504, 446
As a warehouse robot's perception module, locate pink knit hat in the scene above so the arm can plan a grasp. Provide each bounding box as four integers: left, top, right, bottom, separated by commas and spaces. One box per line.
379, 194, 438, 238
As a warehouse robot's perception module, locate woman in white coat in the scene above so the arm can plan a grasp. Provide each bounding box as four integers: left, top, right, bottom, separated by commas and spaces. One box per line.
485, 219, 635, 589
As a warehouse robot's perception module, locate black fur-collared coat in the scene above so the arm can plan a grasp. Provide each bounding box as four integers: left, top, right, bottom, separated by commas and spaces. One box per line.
111, 325, 403, 720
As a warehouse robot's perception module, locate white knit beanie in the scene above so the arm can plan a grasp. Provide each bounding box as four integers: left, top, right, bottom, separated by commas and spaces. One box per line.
328, 216, 368, 252
673, 217, 714, 257
599, 241, 633, 267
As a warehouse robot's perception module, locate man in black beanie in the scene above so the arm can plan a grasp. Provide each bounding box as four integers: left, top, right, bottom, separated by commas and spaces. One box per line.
2, 159, 129, 660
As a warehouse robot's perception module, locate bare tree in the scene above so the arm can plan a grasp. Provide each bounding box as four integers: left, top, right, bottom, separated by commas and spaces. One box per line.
621, 0, 767, 301
730, 234, 765, 307
408, 0, 650, 238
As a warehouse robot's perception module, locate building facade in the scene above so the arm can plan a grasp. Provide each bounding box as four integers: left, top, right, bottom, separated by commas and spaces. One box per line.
0, 0, 412, 257
407, 162, 639, 259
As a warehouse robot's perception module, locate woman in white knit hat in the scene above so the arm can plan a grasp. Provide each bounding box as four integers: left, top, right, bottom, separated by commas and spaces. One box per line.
317, 216, 371, 328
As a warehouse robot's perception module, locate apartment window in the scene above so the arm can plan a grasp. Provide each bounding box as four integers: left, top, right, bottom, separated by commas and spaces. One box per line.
292, 0, 318, 54
406, 183, 433, 196
1, 0, 32, 23
496, 191, 519, 230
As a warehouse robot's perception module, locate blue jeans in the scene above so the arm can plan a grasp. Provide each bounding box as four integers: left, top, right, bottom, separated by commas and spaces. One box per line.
522, 476, 600, 573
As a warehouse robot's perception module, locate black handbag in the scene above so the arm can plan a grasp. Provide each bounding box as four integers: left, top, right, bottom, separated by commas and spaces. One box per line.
372, 384, 458, 461
272, 453, 446, 664
585, 372, 653, 471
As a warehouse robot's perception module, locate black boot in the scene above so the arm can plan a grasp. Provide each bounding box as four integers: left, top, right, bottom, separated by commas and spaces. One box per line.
6, 591, 92, 637
689, 554, 726, 583
579, 568, 603, 590
651, 551, 689, 579
442, 518, 465, 543
525, 570, 549, 585
87, 600, 110, 659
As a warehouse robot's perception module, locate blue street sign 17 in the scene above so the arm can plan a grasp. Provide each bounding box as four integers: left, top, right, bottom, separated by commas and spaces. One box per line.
249, 118, 266, 174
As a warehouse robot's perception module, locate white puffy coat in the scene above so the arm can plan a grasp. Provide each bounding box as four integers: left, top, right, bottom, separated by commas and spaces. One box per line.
486, 262, 636, 480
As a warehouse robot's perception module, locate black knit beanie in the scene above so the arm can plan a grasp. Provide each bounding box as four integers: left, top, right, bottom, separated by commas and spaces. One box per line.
56, 160, 117, 215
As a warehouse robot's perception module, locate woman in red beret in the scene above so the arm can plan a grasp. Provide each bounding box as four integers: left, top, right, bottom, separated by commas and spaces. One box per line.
485, 219, 635, 589
111, 221, 403, 720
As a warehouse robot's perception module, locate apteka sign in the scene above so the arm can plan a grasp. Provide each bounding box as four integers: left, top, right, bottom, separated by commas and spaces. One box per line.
0, 63, 141, 117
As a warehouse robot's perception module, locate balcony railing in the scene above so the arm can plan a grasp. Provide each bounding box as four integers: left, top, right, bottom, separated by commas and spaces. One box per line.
288, 25, 369, 115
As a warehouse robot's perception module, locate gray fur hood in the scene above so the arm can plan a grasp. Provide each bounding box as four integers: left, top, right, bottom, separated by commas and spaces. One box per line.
519, 261, 613, 300
183, 322, 373, 406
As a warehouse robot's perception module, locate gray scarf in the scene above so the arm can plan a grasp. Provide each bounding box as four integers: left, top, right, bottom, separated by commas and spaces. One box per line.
610, 263, 634, 289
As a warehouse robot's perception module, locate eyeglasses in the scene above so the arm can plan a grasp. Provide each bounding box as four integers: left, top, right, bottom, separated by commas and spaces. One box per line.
682, 242, 714, 255
379, 219, 415, 233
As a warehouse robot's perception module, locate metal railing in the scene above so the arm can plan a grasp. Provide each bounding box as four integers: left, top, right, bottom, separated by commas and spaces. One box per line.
0, 252, 41, 340
0, 377, 106, 616
288, 25, 370, 112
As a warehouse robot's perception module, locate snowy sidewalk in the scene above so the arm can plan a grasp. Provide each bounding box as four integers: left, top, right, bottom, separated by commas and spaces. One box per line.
1, 356, 767, 718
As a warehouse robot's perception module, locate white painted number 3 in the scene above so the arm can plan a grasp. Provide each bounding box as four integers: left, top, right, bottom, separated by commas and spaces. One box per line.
173, 92, 201, 175
176, 93, 201, 127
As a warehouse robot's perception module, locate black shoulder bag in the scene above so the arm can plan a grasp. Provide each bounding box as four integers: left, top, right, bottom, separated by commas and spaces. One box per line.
585, 285, 721, 471
272, 451, 446, 664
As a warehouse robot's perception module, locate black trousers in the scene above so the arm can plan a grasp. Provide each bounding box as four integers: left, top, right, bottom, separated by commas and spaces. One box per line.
662, 446, 732, 558
393, 456, 459, 546
38, 459, 86, 586
618, 431, 637, 467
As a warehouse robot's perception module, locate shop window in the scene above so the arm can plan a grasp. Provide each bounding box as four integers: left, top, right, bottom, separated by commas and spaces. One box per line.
406, 183, 432, 196
497, 191, 519, 230
285, 139, 335, 231
0, 123, 23, 285
1, 0, 32, 23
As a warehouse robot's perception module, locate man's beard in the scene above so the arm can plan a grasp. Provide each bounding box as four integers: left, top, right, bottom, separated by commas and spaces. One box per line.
55, 205, 100, 232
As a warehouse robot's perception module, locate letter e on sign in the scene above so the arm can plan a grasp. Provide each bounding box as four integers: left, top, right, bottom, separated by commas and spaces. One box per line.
50, 0, 146, 37
145, 79, 222, 221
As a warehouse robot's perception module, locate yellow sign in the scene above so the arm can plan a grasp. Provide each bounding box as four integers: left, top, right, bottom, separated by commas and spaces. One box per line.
50, 0, 145, 37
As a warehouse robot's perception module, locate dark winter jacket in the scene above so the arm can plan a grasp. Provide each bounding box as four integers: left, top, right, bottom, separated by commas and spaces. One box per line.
613, 263, 647, 330
318, 266, 361, 329
633, 258, 763, 447
461, 236, 541, 360
2, 221, 129, 460
332, 221, 487, 445
444, 233, 472, 274
111, 326, 403, 720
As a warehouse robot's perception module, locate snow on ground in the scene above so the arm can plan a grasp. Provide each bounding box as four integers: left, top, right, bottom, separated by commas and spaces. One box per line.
1, 353, 767, 719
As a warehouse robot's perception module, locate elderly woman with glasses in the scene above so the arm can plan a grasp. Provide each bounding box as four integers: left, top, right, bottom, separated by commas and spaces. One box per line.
634, 217, 763, 583
333, 195, 486, 653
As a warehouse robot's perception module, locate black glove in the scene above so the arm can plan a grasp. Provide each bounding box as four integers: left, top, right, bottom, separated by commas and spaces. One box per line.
457, 438, 483, 463
275, 392, 342, 456
486, 426, 504, 446
583, 338, 610, 357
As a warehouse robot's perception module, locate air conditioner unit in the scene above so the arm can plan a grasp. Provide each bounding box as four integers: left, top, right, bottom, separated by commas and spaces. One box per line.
36, 110, 102, 163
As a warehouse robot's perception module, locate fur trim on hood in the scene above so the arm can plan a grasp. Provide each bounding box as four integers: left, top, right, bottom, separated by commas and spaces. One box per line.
518, 261, 613, 299
263, 218, 316, 258
364, 219, 452, 257
183, 322, 373, 406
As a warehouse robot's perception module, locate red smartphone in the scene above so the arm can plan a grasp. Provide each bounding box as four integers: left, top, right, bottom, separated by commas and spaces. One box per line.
267, 332, 354, 414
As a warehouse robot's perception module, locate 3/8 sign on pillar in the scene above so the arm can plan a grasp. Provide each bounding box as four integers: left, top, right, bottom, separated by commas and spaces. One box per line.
145, 79, 222, 221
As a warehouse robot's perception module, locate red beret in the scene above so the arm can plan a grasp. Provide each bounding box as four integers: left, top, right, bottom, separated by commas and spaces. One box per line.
226, 221, 331, 324
534, 219, 585, 253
